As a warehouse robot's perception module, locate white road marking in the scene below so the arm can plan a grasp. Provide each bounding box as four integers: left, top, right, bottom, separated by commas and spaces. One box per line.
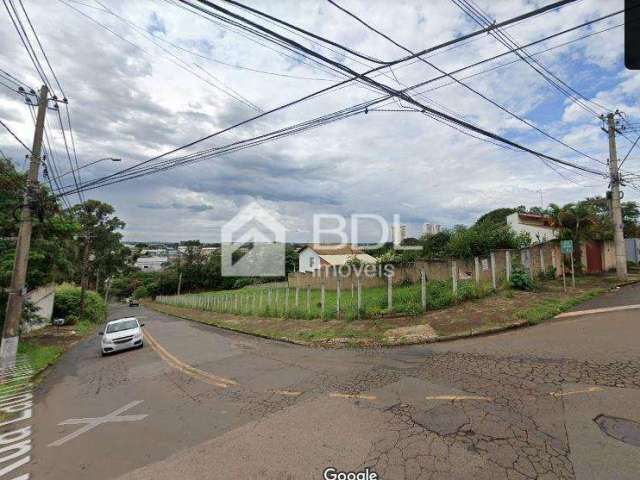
549, 386, 603, 397
425, 395, 492, 401
48, 401, 148, 447
555, 304, 640, 319
329, 393, 377, 400
272, 390, 302, 396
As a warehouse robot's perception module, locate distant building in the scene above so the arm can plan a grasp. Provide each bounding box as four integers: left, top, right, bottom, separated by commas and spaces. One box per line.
297, 245, 377, 273
422, 223, 442, 236
506, 212, 557, 243
391, 225, 407, 245
200, 246, 219, 257
139, 248, 167, 257
135, 256, 168, 272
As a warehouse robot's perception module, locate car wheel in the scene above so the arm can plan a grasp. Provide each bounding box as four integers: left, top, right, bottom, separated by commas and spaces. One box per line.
101, 351, 107, 357
138, 342, 144, 349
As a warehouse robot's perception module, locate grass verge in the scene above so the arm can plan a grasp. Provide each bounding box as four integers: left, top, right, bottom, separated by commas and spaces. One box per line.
515, 289, 604, 325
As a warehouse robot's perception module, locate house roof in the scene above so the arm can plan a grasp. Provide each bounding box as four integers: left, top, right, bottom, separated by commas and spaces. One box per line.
301, 244, 364, 255
511, 212, 554, 228
318, 253, 377, 266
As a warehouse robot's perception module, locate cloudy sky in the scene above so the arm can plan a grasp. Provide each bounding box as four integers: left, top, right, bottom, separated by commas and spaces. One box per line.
1, 0, 639, 242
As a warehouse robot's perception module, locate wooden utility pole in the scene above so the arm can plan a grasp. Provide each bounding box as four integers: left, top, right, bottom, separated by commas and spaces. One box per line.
1, 85, 49, 364
605, 112, 628, 281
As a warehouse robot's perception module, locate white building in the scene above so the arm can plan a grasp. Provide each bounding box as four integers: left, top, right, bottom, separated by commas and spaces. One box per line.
422, 223, 442, 236
298, 245, 377, 273
391, 225, 407, 245
135, 256, 168, 272
506, 212, 557, 243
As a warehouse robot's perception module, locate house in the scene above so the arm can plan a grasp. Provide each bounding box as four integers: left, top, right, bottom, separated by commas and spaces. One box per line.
422, 223, 442, 236
298, 245, 377, 273
135, 256, 168, 272
506, 212, 557, 243
200, 246, 219, 257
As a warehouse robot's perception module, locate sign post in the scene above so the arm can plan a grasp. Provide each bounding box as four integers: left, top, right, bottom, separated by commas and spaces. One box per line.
560, 240, 574, 291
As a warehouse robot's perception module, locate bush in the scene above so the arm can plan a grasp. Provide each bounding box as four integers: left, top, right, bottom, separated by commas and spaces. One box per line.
510, 266, 533, 291
53, 284, 106, 324
132, 286, 149, 299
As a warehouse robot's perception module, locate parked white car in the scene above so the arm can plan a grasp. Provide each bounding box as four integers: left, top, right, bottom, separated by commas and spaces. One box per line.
99, 317, 144, 356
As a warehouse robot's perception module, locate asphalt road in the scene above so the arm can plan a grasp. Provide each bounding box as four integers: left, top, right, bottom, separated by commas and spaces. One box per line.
31, 283, 640, 479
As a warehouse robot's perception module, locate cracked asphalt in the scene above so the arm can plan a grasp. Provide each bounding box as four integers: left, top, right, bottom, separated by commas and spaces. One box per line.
32, 283, 640, 479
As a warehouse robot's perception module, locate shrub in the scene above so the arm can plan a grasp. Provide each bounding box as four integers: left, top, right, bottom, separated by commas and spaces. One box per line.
132, 286, 149, 299
510, 266, 533, 291
53, 284, 106, 323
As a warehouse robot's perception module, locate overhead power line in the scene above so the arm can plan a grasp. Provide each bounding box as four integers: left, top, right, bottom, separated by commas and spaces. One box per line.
58, 1, 611, 196
326, 0, 605, 171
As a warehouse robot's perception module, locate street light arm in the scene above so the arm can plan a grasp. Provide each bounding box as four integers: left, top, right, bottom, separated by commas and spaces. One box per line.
50, 157, 121, 182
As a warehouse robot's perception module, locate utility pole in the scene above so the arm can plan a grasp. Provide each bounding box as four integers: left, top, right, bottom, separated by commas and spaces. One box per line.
79, 237, 91, 319
605, 112, 628, 281
1, 85, 49, 364
177, 271, 183, 295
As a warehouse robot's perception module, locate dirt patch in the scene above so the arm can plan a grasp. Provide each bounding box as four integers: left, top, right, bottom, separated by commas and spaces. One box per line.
22, 325, 93, 350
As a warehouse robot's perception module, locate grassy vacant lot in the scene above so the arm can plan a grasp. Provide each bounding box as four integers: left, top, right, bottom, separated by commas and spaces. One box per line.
159, 279, 495, 320
147, 275, 637, 347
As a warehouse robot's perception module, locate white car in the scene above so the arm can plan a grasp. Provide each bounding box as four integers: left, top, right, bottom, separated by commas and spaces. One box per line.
100, 317, 144, 356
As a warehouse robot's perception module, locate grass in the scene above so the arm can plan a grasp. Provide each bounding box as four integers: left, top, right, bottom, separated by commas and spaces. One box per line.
17, 341, 64, 375
515, 289, 604, 325
158, 279, 496, 321
146, 274, 636, 347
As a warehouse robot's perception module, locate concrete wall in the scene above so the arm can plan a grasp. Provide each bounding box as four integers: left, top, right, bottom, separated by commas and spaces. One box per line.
22, 285, 55, 332
626, 238, 640, 263
288, 240, 563, 290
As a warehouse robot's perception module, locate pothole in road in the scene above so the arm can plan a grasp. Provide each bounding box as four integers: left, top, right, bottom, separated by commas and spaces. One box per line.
594, 414, 640, 447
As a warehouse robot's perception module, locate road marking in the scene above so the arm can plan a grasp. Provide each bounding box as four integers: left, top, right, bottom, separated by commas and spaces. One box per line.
144, 330, 237, 388
425, 395, 492, 401
329, 393, 377, 400
272, 390, 303, 396
48, 401, 147, 447
555, 304, 640, 319
549, 386, 603, 397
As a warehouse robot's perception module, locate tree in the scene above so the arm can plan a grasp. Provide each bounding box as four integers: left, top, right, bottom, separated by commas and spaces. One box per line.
475, 208, 517, 226
70, 200, 128, 290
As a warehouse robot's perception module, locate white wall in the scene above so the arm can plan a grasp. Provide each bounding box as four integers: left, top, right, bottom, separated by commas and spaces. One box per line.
23, 285, 55, 332
506, 213, 557, 243
135, 256, 168, 272
298, 249, 321, 273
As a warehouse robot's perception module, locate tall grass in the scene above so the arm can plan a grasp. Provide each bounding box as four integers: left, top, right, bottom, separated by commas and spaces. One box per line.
157, 280, 494, 321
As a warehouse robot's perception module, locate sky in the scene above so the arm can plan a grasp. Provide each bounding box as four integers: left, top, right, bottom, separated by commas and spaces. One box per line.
1, 0, 639, 243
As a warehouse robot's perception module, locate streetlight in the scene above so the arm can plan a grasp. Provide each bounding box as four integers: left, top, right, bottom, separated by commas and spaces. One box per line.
52, 157, 121, 182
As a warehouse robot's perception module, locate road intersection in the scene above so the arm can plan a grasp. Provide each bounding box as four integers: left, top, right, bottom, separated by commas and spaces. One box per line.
32, 283, 640, 479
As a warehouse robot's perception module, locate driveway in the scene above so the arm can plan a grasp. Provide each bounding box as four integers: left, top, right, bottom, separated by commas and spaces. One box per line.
31, 283, 640, 479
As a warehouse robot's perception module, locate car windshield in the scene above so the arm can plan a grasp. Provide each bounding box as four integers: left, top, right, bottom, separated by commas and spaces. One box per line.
106, 319, 138, 333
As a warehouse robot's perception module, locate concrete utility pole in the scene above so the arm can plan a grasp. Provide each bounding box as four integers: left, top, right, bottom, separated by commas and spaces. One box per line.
79, 237, 91, 319
605, 112, 628, 281
1, 85, 49, 364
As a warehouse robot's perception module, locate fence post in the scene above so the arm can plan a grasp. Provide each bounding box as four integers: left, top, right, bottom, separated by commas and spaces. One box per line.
539, 247, 545, 274
235, 295, 239, 313
284, 287, 289, 318
490, 252, 497, 289
306, 285, 311, 316
356, 275, 362, 319
252, 293, 256, 314
474, 257, 480, 287
295, 287, 300, 308
336, 277, 341, 320
452, 261, 458, 295
505, 250, 511, 282
268, 289, 272, 309
421, 269, 427, 312
387, 272, 393, 311
275, 288, 279, 314
320, 283, 325, 320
